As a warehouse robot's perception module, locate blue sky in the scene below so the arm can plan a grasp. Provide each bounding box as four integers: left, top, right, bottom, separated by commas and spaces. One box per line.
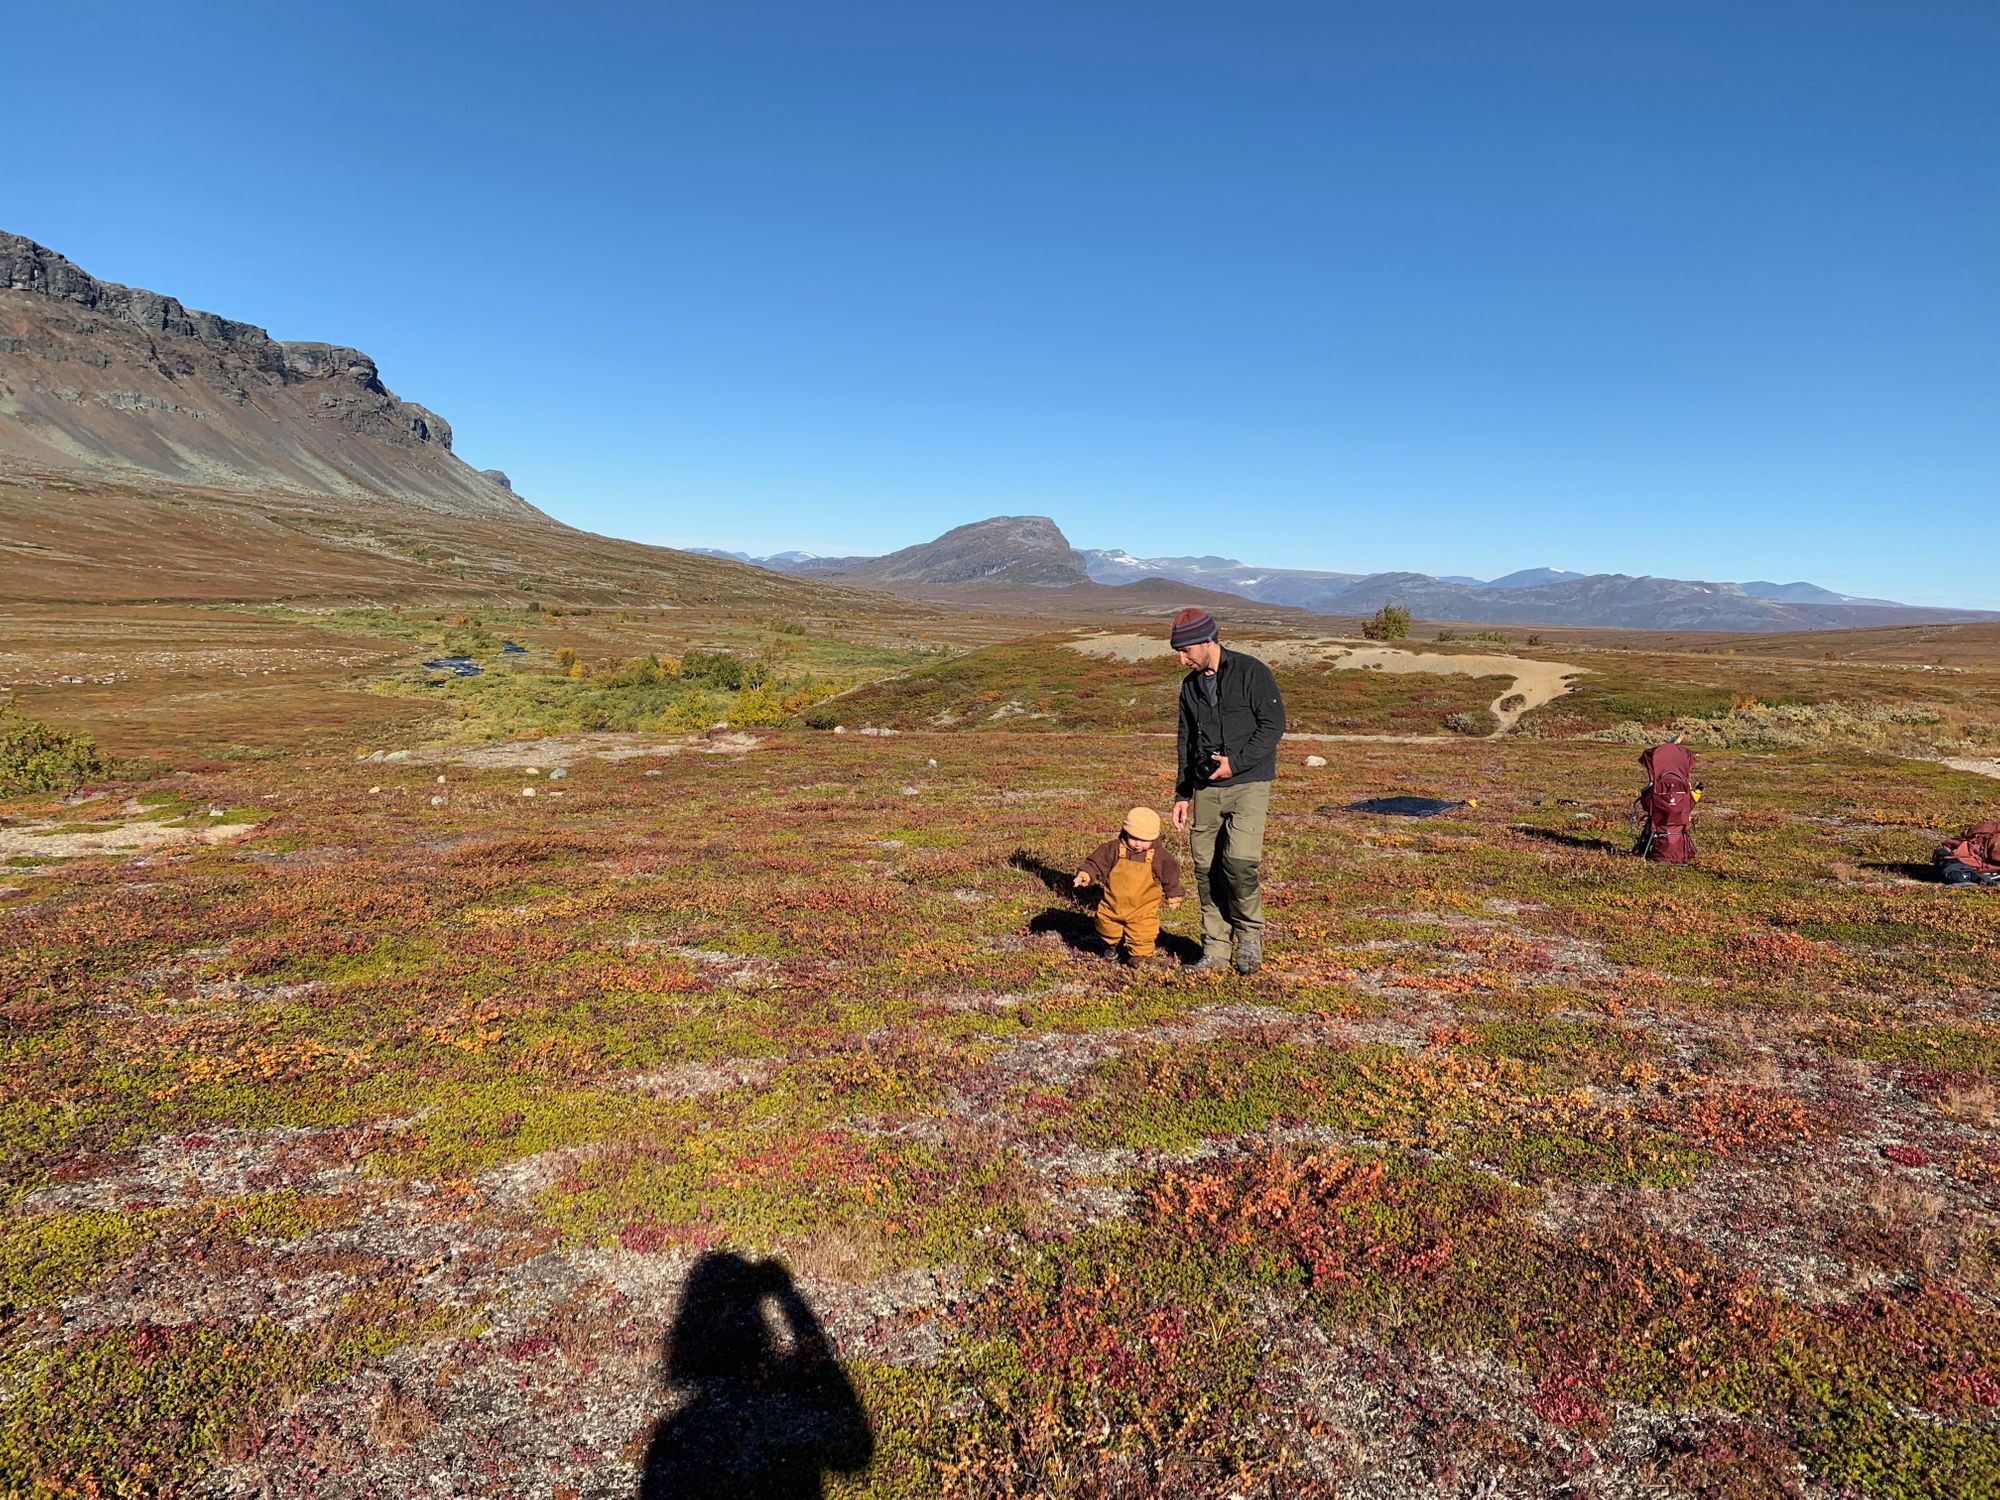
8, 2, 1996, 605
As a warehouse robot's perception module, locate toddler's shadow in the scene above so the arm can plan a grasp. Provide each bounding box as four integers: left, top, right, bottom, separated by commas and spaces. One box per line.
1008, 849, 1083, 900
1014, 849, 1200, 965
1025, 907, 1202, 965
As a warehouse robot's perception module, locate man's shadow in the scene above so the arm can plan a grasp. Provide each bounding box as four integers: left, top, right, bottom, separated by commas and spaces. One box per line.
639, 1252, 873, 1499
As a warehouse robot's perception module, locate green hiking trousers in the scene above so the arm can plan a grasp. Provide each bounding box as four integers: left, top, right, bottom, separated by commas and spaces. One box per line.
1189, 778, 1272, 956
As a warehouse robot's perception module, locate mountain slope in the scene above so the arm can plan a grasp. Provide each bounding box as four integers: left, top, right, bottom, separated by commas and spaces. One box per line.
0, 230, 531, 521
779, 516, 1092, 588
0, 465, 943, 611
1485, 567, 1583, 589
1742, 580, 1902, 608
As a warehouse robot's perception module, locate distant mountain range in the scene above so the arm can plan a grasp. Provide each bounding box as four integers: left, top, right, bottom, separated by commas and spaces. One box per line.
703, 519, 1989, 633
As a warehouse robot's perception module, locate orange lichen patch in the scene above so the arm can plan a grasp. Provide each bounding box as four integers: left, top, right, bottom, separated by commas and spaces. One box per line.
1643, 1088, 1826, 1158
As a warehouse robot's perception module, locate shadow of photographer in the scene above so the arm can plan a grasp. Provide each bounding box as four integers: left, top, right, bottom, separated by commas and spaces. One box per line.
640, 1252, 874, 1499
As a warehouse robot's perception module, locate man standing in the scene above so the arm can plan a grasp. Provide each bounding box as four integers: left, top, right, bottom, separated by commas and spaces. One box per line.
1169, 608, 1286, 974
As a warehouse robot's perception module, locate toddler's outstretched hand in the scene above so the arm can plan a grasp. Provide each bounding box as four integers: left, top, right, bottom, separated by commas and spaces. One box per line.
1165, 897, 1183, 909
1072, 871, 1092, 889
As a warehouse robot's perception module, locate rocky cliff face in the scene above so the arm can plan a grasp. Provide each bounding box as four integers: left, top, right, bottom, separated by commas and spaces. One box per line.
0, 231, 539, 522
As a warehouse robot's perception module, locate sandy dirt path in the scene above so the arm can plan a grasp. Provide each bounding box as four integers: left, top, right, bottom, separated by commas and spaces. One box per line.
1941, 756, 2000, 781
0, 812, 258, 861
1066, 633, 1583, 738
361, 731, 770, 769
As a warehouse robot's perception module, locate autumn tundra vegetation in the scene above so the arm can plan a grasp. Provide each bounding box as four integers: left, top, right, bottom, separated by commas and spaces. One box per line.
3, 598, 1999, 1498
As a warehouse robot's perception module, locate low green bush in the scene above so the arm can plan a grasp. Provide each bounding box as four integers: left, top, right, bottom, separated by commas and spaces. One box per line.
1362, 605, 1412, 641
1594, 702, 1990, 756
0, 714, 107, 794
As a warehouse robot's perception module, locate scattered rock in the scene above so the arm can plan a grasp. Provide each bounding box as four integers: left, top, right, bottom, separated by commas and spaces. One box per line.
548, 768, 568, 780
429, 795, 444, 806
900, 785, 920, 796
522, 787, 537, 798
1305, 755, 1327, 768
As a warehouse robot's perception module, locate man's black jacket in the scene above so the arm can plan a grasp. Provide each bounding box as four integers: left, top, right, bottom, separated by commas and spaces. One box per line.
1175, 647, 1286, 800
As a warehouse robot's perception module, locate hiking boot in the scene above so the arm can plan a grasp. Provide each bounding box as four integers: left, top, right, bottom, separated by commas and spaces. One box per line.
1116, 948, 1140, 969
1189, 948, 1232, 973
1143, 950, 1177, 970
1232, 937, 1263, 975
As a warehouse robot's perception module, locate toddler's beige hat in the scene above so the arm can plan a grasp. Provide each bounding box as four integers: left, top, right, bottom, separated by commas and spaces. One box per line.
1123, 806, 1162, 840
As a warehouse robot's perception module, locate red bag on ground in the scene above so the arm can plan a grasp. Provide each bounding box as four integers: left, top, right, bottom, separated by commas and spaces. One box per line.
1635, 741, 1696, 864
1935, 821, 2000, 874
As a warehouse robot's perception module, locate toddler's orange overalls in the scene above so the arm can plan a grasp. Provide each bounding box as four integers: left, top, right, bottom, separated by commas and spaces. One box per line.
1094, 846, 1162, 957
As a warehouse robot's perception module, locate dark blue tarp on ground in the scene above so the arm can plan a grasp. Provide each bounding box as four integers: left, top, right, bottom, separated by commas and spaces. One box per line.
1337, 796, 1468, 818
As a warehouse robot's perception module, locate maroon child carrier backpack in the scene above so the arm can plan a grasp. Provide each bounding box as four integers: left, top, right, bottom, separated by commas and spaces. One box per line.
1635, 741, 1697, 864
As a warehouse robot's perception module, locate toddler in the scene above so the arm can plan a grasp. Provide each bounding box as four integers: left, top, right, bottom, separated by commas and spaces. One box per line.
1074, 806, 1185, 967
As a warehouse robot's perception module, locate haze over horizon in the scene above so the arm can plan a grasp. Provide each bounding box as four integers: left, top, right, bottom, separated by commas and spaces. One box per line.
7, 2, 1995, 607
673, 518, 1915, 604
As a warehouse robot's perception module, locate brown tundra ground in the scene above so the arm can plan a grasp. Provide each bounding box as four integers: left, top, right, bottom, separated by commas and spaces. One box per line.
2, 603, 1998, 1500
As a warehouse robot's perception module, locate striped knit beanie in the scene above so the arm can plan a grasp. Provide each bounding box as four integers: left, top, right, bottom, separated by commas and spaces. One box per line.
1169, 607, 1218, 650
